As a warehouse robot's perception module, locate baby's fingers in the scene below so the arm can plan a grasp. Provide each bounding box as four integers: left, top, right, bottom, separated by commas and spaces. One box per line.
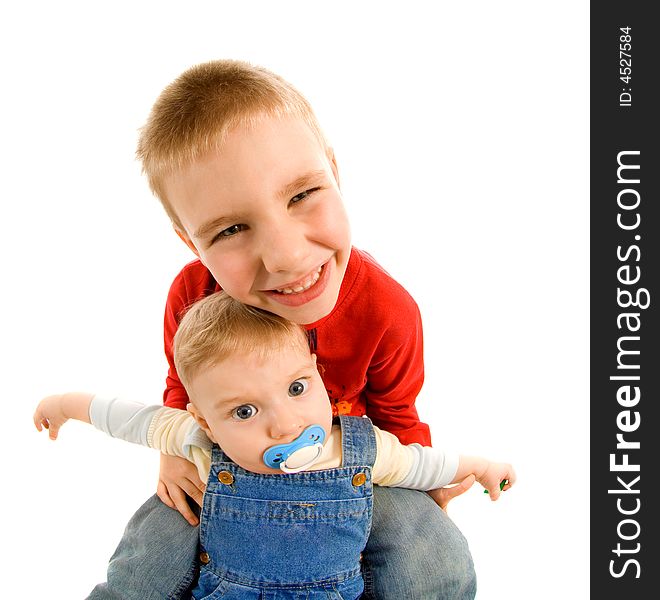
48, 423, 61, 440
486, 484, 502, 501
501, 477, 515, 492
34, 415, 61, 440
483, 478, 508, 501
33, 412, 49, 433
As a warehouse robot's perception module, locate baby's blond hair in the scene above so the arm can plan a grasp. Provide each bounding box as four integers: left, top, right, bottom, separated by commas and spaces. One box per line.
173, 292, 309, 394
136, 59, 328, 229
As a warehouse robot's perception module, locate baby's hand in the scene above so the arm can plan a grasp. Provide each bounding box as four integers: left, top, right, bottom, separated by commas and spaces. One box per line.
478, 462, 516, 501
33, 392, 93, 440
33, 394, 69, 440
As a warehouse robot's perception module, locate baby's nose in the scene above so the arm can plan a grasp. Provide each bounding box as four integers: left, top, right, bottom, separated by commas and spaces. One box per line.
268, 411, 304, 439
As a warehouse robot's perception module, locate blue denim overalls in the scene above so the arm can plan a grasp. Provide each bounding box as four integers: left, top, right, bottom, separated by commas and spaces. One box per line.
191, 415, 376, 599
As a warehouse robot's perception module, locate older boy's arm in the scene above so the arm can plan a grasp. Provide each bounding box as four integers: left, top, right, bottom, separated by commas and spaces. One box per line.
33, 392, 93, 439
364, 299, 430, 446
364, 294, 477, 509
158, 267, 208, 525
430, 478, 477, 510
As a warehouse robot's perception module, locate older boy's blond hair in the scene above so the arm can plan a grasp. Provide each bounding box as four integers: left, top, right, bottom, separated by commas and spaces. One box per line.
173, 291, 310, 393
137, 59, 329, 229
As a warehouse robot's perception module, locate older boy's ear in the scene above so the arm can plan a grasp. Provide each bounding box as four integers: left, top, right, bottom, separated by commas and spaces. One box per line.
187, 403, 217, 443
326, 148, 340, 189
174, 226, 200, 257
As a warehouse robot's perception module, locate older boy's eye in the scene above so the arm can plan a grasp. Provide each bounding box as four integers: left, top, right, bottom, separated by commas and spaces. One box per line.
288, 379, 309, 397
290, 187, 321, 205
212, 224, 247, 243
232, 404, 257, 420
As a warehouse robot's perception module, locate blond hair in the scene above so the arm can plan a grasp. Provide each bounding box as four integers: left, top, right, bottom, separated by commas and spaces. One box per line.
136, 59, 328, 229
173, 291, 309, 393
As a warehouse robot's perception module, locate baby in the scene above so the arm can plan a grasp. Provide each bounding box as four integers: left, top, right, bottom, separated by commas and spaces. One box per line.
34, 291, 515, 598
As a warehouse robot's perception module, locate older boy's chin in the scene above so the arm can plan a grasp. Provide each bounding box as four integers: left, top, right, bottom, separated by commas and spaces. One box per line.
265, 293, 339, 325
260, 264, 346, 324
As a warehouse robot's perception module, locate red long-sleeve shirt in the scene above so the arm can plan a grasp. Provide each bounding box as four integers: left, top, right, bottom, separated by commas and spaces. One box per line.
163, 247, 430, 446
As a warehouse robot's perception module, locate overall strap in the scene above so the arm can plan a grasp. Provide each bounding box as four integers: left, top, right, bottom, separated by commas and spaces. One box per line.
338, 415, 377, 468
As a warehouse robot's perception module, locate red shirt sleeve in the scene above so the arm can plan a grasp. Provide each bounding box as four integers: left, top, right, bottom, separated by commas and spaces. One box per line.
364, 298, 431, 447
314, 249, 431, 447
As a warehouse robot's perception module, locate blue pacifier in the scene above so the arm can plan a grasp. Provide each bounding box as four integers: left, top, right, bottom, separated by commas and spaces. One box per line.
263, 425, 326, 473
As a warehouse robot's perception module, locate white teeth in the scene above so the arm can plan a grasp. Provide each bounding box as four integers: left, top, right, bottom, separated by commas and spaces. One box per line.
276, 267, 322, 294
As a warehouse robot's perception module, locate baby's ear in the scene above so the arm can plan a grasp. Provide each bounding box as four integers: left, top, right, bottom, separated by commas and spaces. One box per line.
313, 354, 326, 377
187, 403, 216, 443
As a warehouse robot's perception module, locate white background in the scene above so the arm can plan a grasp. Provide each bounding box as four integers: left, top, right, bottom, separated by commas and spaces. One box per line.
2, 2, 588, 598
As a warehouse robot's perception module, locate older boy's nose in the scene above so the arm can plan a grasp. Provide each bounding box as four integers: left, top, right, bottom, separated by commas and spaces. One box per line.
259, 224, 308, 273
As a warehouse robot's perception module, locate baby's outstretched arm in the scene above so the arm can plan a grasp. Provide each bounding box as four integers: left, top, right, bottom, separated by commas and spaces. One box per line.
428, 456, 516, 505
34, 392, 208, 520
33, 392, 94, 440
459, 456, 515, 500
372, 427, 515, 508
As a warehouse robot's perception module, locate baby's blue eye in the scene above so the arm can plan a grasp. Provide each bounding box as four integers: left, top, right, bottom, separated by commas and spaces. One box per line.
288, 379, 308, 397
232, 404, 257, 420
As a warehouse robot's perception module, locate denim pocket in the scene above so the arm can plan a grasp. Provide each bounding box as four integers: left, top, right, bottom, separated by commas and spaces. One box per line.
194, 569, 364, 600
193, 571, 257, 599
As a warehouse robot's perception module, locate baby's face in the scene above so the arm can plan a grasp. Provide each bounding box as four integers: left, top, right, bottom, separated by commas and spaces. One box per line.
165, 115, 352, 326
187, 343, 333, 474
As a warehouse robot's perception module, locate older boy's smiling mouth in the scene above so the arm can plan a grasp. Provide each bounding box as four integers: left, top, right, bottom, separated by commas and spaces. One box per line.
273, 266, 322, 295
262, 262, 332, 307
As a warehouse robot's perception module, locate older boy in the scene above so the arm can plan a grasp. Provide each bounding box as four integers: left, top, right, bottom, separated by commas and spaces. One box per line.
90, 59, 477, 599
35, 292, 514, 599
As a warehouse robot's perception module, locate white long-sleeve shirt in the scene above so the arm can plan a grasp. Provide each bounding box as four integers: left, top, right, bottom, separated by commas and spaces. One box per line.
90, 395, 458, 490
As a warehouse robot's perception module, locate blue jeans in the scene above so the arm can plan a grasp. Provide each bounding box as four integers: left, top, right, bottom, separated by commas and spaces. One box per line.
88, 488, 475, 599
363, 487, 476, 599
